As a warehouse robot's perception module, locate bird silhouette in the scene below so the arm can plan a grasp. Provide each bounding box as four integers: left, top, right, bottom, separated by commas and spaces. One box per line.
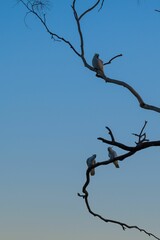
108, 147, 119, 168
92, 53, 104, 75
86, 154, 96, 176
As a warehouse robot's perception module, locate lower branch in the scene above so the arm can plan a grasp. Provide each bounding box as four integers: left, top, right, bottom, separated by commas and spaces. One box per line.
83, 194, 160, 240
78, 154, 160, 240
78, 135, 160, 240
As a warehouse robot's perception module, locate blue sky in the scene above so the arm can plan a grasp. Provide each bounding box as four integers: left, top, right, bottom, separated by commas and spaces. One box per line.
1, 1, 160, 240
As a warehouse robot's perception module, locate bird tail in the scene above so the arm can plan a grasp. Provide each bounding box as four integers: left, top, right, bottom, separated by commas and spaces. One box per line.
90, 168, 95, 176
113, 161, 120, 168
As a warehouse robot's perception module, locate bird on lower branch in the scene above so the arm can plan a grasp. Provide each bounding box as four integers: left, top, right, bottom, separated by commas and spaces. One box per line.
86, 154, 96, 176
108, 147, 119, 168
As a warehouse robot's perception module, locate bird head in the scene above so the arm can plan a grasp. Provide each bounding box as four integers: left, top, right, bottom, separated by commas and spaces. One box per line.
94, 53, 99, 58
108, 147, 112, 152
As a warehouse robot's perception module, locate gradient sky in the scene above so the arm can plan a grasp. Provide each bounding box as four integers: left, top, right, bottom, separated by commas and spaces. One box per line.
1, 1, 160, 240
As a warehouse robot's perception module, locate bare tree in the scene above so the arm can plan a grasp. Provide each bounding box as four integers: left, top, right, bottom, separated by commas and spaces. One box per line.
18, 1, 160, 239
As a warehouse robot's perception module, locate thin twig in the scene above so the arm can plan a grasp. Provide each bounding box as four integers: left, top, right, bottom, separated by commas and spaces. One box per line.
105, 126, 115, 141
71, 1, 85, 57
79, 0, 101, 20
98, 0, 105, 11
103, 54, 123, 65
132, 121, 149, 144
19, 0, 81, 57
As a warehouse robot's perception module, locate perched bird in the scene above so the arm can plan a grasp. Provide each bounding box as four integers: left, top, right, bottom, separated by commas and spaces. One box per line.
92, 53, 104, 75
86, 154, 96, 176
108, 147, 119, 168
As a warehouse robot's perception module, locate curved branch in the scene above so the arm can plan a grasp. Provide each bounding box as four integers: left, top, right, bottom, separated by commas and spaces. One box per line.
79, 0, 101, 21
103, 54, 123, 65
102, 75, 160, 113
19, 1, 160, 114
98, 0, 105, 11
78, 141, 160, 240
132, 120, 149, 144
98, 137, 160, 152
71, 1, 85, 57
97, 137, 133, 151
105, 126, 115, 141
19, 0, 81, 57
19, 2, 160, 239
83, 194, 160, 240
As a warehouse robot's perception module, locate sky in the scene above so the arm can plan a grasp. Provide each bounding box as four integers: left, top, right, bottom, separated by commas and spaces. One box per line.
1, 0, 160, 240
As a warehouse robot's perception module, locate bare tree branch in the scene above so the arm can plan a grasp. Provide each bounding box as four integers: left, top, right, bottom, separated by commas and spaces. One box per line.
105, 126, 115, 141
100, 75, 160, 113
78, 135, 160, 240
98, 0, 105, 11
79, 0, 101, 21
19, 0, 81, 56
98, 124, 160, 152
132, 121, 149, 144
71, 1, 85, 57
18, 1, 160, 239
103, 54, 123, 65
79, 190, 160, 240
19, 1, 160, 114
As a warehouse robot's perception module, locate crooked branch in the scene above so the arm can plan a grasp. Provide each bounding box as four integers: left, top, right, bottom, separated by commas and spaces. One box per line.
71, 1, 85, 57
19, 0, 81, 57
19, 0, 160, 113
132, 121, 149, 144
78, 139, 160, 240
19, 1, 160, 239
79, 0, 101, 21
103, 54, 123, 65
101, 75, 160, 113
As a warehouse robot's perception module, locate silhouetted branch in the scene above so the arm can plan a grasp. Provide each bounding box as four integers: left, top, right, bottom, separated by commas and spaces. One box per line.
71, 1, 85, 57
78, 0, 101, 21
98, 0, 105, 11
78, 130, 160, 240
19, 0, 81, 56
103, 54, 123, 65
105, 126, 115, 141
132, 121, 149, 145
102, 75, 160, 113
18, 1, 160, 239
19, 0, 160, 113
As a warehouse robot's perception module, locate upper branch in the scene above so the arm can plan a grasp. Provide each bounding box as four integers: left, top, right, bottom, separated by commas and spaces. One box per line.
71, 1, 85, 57
19, 0, 81, 57
132, 121, 149, 144
101, 74, 160, 113
103, 54, 123, 65
19, 1, 160, 114
78, 0, 101, 21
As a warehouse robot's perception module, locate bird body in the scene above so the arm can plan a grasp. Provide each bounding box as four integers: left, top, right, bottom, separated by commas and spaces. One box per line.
108, 147, 119, 168
86, 154, 96, 176
92, 53, 104, 75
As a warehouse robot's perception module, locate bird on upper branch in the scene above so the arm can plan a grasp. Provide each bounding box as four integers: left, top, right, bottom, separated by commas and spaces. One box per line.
92, 53, 104, 76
